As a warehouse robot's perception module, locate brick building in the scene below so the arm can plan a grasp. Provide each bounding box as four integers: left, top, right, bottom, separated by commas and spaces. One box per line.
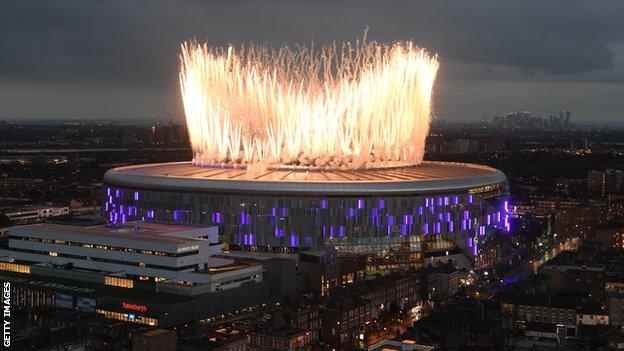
321, 296, 372, 350
499, 292, 580, 337
299, 248, 366, 296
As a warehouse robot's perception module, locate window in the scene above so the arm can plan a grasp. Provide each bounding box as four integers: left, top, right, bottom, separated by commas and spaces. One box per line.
105, 276, 134, 289
96, 309, 157, 326
0, 262, 30, 274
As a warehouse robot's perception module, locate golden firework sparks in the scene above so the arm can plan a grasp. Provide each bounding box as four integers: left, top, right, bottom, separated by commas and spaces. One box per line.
179, 38, 439, 170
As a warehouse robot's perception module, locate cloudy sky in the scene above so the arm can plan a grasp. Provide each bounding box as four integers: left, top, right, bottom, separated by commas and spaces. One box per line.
1, 0, 623, 122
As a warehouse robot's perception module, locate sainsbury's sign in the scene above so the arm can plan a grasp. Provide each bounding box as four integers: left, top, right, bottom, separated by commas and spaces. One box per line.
122, 302, 147, 313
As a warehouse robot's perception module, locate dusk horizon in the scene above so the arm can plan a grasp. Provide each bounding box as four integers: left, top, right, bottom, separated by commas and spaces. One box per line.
1, 0, 624, 122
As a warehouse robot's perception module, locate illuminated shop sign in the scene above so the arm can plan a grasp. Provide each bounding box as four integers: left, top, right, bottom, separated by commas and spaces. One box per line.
122, 302, 147, 313
177, 245, 199, 253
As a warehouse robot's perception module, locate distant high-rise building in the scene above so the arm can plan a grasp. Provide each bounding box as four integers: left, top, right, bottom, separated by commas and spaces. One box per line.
569, 138, 589, 150
588, 170, 605, 196
587, 169, 623, 197
481, 134, 506, 152
565, 110, 571, 125
605, 169, 624, 195
493, 109, 571, 131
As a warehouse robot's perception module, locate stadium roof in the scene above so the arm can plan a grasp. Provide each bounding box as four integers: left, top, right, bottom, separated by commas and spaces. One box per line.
104, 161, 506, 195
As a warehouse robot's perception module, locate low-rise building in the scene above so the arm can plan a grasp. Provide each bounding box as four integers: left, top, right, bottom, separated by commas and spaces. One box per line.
252, 296, 322, 346
249, 328, 313, 351
0, 222, 271, 328
1, 222, 263, 293
342, 272, 420, 318
249, 309, 315, 351
282, 300, 322, 343
299, 248, 365, 296
321, 296, 372, 350
500, 292, 580, 337
133, 328, 177, 351
595, 227, 624, 249
5, 206, 69, 224
577, 303, 609, 326
420, 263, 460, 300
368, 339, 435, 351
538, 252, 605, 294
411, 302, 498, 350
608, 292, 624, 327
605, 280, 624, 293
524, 321, 558, 340
0, 177, 44, 197
180, 327, 247, 351
607, 331, 624, 351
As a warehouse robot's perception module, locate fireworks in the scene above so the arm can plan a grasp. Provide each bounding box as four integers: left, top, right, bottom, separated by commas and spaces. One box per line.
179, 37, 439, 170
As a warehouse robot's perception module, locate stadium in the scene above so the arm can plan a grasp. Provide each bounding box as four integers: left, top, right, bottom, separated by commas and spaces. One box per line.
103, 161, 508, 271
103, 39, 508, 271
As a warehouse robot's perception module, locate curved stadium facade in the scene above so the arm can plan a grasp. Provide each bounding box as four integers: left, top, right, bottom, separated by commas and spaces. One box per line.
103, 161, 508, 271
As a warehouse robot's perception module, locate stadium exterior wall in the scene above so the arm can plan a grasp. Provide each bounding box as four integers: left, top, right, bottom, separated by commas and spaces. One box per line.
103, 162, 509, 263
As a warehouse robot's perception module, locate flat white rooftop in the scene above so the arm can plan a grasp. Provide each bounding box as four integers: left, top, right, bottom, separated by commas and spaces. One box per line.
11, 221, 215, 245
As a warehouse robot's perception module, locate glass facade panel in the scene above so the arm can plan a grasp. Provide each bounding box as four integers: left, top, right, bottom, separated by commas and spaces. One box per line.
103, 183, 508, 260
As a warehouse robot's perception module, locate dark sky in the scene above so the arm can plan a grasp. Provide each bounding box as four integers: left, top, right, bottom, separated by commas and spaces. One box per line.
1, 0, 623, 122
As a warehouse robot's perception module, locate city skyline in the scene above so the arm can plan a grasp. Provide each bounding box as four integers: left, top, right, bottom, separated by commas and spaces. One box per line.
2, 2, 624, 349
1, 0, 623, 122
0, 108, 623, 350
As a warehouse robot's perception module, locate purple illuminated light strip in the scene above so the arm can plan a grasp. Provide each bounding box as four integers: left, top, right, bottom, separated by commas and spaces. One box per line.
290, 235, 298, 247
504, 200, 511, 232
